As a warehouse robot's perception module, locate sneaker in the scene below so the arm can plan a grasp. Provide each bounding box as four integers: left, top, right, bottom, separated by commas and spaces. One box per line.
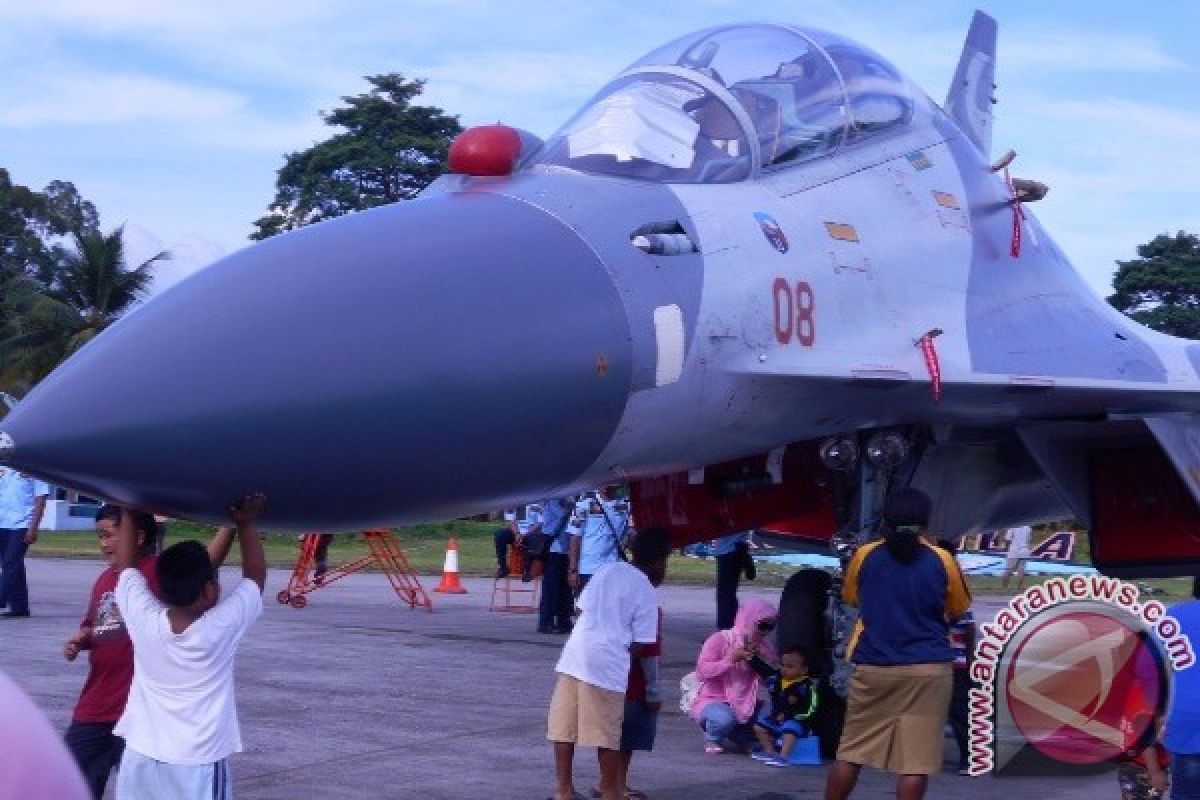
957, 765, 972, 776
704, 743, 724, 755
521, 566, 533, 582
749, 749, 774, 762
495, 566, 510, 579
536, 625, 556, 634
762, 755, 790, 768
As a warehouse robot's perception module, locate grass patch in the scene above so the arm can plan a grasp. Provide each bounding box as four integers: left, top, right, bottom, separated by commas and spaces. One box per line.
30, 522, 1196, 600
32, 521, 727, 586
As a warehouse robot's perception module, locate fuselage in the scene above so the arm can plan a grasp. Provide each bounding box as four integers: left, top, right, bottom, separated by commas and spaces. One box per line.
3, 21, 1197, 530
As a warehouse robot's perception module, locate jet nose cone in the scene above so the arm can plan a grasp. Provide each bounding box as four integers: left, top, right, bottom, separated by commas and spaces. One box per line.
2, 191, 633, 527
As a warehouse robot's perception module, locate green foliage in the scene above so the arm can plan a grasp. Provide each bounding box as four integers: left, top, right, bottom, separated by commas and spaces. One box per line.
251, 74, 462, 240
55, 227, 164, 324
1, 169, 99, 286
1109, 231, 1200, 338
1, 225, 167, 394
1, 170, 105, 393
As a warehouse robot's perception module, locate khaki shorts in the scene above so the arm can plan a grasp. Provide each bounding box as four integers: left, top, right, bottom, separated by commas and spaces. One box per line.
836, 663, 953, 775
546, 673, 625, 750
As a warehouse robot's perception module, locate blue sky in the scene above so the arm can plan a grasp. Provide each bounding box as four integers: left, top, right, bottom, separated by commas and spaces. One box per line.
2, 0, 1198, 296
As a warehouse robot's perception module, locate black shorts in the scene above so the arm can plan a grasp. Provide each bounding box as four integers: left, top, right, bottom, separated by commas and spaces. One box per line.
620, 699, 658, 752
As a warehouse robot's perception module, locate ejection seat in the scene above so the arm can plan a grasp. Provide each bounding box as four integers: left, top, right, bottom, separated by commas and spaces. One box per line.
687, 96, 754, 183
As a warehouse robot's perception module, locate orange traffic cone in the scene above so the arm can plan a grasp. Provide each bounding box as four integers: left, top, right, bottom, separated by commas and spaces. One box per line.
433, 537, 468, 594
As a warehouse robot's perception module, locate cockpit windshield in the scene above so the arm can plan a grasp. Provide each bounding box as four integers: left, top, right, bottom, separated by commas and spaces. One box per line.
533, 24, 916, 184
535, 72, 753, 183
806, 31, 914, 146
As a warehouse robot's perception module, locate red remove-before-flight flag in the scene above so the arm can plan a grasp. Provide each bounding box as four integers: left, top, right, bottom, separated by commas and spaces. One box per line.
1005, 167, 1023, 258
917, 330, 943, 402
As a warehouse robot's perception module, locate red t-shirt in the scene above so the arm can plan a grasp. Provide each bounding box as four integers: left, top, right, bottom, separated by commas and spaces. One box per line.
626, 610, 663, 702
71, 555, 158, 724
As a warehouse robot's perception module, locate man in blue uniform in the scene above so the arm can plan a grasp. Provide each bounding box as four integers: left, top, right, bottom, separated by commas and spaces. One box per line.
0, 465, 50, 618
536, 496, 579, 634
568, 489, 630, 595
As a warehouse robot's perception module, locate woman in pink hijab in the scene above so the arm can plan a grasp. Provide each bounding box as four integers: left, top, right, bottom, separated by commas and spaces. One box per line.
690, 597, 779, 754
0, 669, 90, 800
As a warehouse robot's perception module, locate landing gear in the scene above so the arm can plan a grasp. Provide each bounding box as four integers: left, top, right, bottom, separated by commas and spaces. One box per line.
820, 427, 927, 697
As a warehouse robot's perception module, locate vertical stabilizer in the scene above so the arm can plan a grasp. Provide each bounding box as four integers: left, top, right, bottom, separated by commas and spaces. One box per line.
945, 11, 997, 157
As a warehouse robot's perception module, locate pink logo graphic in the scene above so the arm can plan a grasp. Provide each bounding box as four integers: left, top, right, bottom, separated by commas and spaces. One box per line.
1003, 608, 1165, 765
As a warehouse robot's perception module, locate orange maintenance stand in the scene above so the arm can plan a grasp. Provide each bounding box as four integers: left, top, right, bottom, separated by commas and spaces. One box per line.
277, 530, 432, 611
489, 544, 541, 613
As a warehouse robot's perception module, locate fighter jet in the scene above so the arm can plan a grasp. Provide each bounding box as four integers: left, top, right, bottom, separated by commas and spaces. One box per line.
4, 13, 1200, 577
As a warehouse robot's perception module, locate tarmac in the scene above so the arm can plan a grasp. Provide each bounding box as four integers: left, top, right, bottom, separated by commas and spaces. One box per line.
0, 558, 1117, 800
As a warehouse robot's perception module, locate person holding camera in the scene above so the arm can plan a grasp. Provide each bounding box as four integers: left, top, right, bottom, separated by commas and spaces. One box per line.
690, 598, 778, 754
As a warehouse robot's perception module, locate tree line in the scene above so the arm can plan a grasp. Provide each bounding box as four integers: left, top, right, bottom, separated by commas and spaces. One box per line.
0, 171, 167, 395
2, 71, 1197, 397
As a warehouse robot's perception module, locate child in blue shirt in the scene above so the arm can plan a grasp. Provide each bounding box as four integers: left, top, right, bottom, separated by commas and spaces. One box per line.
750, 647, 819, 767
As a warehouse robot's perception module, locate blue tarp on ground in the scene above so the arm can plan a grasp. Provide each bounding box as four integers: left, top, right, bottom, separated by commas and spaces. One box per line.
753, 552, 1097, 576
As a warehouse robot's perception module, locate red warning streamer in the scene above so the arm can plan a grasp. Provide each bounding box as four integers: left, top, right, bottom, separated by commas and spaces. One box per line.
1005, 167, 1024, 258
917, 331, 943, 403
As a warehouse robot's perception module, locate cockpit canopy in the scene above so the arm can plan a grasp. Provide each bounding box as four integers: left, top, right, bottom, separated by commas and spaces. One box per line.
534, 24, 917, 183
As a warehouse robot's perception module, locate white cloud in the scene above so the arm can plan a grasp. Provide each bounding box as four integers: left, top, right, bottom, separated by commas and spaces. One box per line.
998, 92, 1200, 294
179, 113, 332, 155
121, 223, 225, 298
0, 71, 245, 127
1003, 31, 1187, 74
415, 50, 620, 135
0, 0, 325, 37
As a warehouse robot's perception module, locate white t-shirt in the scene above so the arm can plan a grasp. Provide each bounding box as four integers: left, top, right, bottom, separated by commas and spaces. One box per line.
114, 569, 263, 765
555, 561, 658, 693
1006, 526, 1032, 559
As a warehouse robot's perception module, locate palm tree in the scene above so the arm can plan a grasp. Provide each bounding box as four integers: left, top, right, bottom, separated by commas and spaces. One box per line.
0, 226, 168, 394
54, 226, 169, 344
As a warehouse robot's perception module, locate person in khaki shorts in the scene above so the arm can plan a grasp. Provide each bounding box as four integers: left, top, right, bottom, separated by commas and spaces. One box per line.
547, 528, 669, 800
824, 489, 971, 800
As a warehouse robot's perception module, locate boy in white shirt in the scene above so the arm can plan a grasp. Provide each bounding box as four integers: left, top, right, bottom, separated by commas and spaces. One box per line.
547, 527, 669, 800
112, 494, 267, 800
